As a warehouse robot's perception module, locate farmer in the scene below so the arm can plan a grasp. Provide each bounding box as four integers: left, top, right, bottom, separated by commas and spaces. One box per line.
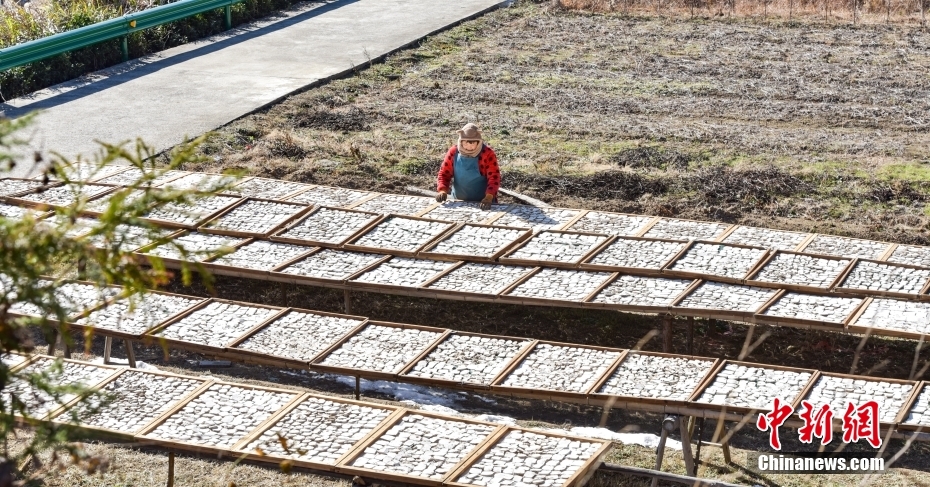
435, 123, 501, 210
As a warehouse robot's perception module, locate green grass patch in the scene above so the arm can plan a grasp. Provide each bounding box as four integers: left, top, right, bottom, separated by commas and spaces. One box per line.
877, 162, 930, 182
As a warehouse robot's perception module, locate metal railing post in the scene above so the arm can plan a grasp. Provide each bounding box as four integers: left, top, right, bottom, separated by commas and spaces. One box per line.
121, 36, 129, 62
224, 5, 232, 30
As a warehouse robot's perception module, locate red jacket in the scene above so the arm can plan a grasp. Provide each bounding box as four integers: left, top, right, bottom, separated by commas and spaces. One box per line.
436, 145, 501, 196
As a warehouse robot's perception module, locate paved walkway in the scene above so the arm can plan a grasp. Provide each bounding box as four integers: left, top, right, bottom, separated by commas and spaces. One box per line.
0, 0, 505, 178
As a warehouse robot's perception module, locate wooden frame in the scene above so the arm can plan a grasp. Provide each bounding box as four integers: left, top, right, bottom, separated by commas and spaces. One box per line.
802, 372, 919, 429
269, 206, 384, 248
742, 249, 856, 293
197, 197, 313, 238
834, 258, 930, 300
138, 195, 245, 230
717, 224, 813, 251
881, 244, 930, 268
498, 268, 618, 308
750, 289, 867, 331
309, 320, 449, 381
136, 380, 303, 456
442, 426, 612, 487
285, 185, 378, 208
0, 178, 58, 199
342, 214, 457, 258
636, 217, 734, 242
5, 278, 124, 325
397, 330, 536, 390
843, 297, 930, 340
199, 238, 319, 279
587, 351, 721, 409
2, 352, 37, 374
141, 195, 242, 231
225, 307, 369, 369
231, 392, 402, 473
583, 275, 699, 313
896, 381, 930, 432
66, 288, 209, 340
226, 177, 314, 201
345, 193, 439, 217
334, 409, 504, 487
77, 186, 148, 219
4, 183, 116, 211
46, 367, 212, 439
267, 248, 391, 287
346, 256, 460, 294
488, 339, 626, 401
796, 234, 895, 261
686, 359, 819, 416
577, 235, 689, 276
668, 279, 777, 322
561, 209, 656, 238
87, 166, 187, 185
418, 222, 533, 263
488, 205, 586, 233
417, 200, 513, 225
131, 229, 235, 268
10, 356, 123, 421
498, 230, 615, 269
141, 298, 288, 355
659, 240, 771, 285
417, 261, 536, 304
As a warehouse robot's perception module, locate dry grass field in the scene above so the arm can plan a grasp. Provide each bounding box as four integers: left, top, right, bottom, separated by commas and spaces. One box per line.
184, 1, 930, 246
19, 1, 930, 485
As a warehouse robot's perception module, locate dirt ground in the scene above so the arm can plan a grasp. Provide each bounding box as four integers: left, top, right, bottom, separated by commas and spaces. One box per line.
181, 0, 930, 245
30, 1, 930, 485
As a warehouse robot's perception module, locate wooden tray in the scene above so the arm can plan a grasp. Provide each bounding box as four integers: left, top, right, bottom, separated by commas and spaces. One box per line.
197, 197, 313, 238
141, 299, 287, 355
834, 258, 930, 301
577, 235, 689, 276
231, 393, 402, 473
660, 240, 771, 285
587, 351, 721, 409
498, 230, 614, 269
66, 288, 209, 340
269, 206, 384, 248
225, 308, 369, 369
136, 381, 303, 457
334, 409, 504, 487
418, 222, 532, 263
342, 214, 457, 258
489, 340, 625, 402
686, 359, 819, 416
743, 250, 856, 293
397, 330, 536, 390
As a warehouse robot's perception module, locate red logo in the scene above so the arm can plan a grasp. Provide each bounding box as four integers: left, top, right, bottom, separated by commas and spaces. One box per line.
842, 400, 882, 448
756, 399, 883, 449
757, 397, 793, 450
798, 401, 833, 445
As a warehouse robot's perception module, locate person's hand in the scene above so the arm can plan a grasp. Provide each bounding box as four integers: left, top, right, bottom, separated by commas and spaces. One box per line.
480, 193, 494, 210
436, 190, 448, 203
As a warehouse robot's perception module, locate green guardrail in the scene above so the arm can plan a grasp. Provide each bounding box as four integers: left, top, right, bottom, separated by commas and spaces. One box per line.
0, 0, 242, 72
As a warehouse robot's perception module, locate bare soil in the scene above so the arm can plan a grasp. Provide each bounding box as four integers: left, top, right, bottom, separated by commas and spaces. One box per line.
183, 0, 930, 244
38, 1, 930, 485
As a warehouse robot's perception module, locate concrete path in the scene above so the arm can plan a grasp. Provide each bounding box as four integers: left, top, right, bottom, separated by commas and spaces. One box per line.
0, 0, 505, 178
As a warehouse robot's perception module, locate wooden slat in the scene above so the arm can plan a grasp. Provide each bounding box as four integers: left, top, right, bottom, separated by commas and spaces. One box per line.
441, 425, 510, 484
